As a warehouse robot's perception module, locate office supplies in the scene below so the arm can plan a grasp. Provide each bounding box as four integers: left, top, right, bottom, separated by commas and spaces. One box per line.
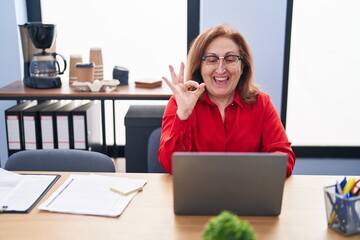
39, 101, 70, 149
5, 101, 37, 155
0, 168, 59, 213
329, 177, 357, 224
55, 101, 85, 149
70, 100, 101, 151
172, 152, 287, 216
351, 179, 360, 196
39, 174, 147, 217
324, 183, 360, 236
109, 177, 146, 195
22, 101, 57, 149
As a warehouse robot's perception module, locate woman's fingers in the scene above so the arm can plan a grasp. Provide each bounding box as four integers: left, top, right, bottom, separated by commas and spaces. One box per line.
162, 76, 177, 93
194, 83, 206, 97
169, 65, 179, 84
178, 62, 185, 83
169, 63, 185, 84
183, 80, 201, 91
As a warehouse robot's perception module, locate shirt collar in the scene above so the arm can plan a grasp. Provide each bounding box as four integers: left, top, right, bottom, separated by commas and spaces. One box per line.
199, 91, 245, 109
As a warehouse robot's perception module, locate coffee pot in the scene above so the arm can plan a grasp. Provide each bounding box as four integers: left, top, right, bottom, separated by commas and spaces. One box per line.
29, 52, 66, 79
19, 22, 66, 89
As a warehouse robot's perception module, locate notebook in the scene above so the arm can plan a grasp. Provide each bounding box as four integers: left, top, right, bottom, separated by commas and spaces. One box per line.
172, 152, 287, 216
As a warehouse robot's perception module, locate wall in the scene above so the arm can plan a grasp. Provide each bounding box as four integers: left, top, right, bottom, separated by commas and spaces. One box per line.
200, 0, 360, 175
200, 0, 287, 113
0, 0, 26, 166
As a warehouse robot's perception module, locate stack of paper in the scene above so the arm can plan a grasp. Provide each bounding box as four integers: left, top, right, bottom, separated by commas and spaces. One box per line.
38, 174, 147, 217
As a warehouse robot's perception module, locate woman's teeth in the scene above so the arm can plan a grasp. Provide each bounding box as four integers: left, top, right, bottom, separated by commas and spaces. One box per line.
214, 77, 228, 83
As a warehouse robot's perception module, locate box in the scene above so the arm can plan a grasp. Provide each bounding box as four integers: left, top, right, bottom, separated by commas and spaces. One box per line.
324, 185, 360, 236
124, 105, 166, 172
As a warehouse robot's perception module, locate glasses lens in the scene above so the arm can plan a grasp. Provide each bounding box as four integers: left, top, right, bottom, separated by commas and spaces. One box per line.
202, 55, 241, 67
204, 56, 219, 65
224, 55, 239, 64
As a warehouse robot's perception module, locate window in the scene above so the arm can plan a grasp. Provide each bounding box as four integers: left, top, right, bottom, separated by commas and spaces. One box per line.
37, 1, 197, 146
41, 0, 187, 82
283, 0, 360, 157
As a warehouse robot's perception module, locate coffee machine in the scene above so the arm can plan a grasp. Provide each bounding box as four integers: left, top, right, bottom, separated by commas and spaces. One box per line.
19, 22, 66, 89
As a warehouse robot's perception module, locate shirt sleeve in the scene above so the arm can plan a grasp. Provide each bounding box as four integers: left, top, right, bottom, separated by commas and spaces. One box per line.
158, 97, 192, 173
260, 94, 296, 177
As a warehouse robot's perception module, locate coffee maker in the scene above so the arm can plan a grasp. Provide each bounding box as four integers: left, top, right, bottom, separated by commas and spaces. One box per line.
19, 22, 66, 89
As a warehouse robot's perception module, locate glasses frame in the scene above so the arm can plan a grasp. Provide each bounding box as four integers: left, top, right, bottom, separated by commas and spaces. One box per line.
201, 54, 242, 68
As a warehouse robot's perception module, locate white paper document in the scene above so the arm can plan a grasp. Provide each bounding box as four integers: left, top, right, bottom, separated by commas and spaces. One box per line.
38, 174, 147, 217
0, 169, 59, 212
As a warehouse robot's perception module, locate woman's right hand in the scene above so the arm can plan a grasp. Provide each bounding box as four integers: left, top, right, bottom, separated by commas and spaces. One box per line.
162, 62, 206, 120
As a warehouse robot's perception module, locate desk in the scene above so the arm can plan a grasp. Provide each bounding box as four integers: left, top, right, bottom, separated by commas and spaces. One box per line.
0, 81, 172, 101
0, 81, 172, 157
0, 173, 358, 240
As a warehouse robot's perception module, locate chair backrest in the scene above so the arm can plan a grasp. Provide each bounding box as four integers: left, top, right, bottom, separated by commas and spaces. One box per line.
147, 127, 166, 173
4, 149, 116, 172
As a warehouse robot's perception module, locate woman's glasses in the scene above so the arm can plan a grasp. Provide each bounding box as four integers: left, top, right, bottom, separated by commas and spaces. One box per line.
201, 54, 242, 68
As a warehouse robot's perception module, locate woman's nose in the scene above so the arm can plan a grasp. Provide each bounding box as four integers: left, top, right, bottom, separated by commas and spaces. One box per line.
215, 59, 226, 73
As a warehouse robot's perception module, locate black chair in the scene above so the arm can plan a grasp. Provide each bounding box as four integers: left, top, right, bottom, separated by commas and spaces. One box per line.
4, 149, 116, 172
147, 128, 166, 173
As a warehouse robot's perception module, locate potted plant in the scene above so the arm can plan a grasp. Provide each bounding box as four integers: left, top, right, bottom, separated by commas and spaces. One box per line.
202, 210, 257, 240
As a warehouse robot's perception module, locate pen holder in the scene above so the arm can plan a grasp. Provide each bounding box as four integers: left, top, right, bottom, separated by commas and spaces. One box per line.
324, 185, 360, 236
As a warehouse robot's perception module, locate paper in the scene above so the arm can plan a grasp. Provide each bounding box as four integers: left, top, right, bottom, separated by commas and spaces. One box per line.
0, 169, 59, 212
38, 174, 147, 217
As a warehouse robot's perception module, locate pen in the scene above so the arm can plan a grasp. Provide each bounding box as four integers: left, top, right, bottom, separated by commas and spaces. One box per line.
329, 177, 356, 224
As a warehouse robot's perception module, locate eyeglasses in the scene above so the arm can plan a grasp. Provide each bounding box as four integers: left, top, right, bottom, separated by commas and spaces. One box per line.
201, 54, 242, 68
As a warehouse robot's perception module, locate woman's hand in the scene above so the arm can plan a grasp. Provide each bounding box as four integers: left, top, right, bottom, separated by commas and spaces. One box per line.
162, 62, 206, 120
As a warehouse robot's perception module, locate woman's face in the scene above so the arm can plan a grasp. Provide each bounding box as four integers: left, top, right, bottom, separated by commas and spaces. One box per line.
200, 37, 243, 100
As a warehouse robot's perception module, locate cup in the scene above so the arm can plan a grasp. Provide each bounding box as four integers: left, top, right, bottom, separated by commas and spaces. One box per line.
90, 48, 103, 80
113, 66, 129, 85
76, 63, 95, 82
69, 54, 83, 84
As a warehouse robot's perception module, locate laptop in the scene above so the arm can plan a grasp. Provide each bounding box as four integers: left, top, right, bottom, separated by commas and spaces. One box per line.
172, 152, 287, 216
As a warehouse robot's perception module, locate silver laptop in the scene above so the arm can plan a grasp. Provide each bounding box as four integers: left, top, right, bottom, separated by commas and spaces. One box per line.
172, 152, 287, 216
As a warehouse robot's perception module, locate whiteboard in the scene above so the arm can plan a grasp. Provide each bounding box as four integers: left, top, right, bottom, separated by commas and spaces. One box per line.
285, 0, 360, 146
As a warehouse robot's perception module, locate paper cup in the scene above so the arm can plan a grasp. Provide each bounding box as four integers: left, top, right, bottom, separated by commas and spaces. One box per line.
76, 62, 95, 82
69, 54, 83, 84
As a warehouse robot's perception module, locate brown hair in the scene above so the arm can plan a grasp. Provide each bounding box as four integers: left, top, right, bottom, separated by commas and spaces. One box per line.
186, 24, 259, 103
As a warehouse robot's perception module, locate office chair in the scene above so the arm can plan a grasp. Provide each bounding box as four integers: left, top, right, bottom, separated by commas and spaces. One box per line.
147, 127, 166, 173
4, 149, 116, 172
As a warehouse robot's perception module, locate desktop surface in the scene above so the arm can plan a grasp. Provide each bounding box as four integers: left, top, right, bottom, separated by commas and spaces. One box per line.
0, 172, 358, 240
0, 80, 172, 100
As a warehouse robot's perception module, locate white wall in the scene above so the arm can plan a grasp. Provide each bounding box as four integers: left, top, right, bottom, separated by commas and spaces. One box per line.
200, 0, 288, 113
0, 0, 27, 166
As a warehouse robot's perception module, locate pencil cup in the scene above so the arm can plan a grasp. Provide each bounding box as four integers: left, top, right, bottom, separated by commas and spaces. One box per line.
69, 54, 83, 84
324, 185, 360, 236
76, 63, 95, 82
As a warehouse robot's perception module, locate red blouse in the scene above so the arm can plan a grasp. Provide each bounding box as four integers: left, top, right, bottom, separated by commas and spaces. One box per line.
158, 91, 296, 177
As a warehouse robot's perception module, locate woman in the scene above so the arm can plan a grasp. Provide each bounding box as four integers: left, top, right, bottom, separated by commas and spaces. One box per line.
158, 24, 295, 177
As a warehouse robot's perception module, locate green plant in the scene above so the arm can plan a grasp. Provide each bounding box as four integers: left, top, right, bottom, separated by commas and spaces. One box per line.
202, 210, 256, 240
